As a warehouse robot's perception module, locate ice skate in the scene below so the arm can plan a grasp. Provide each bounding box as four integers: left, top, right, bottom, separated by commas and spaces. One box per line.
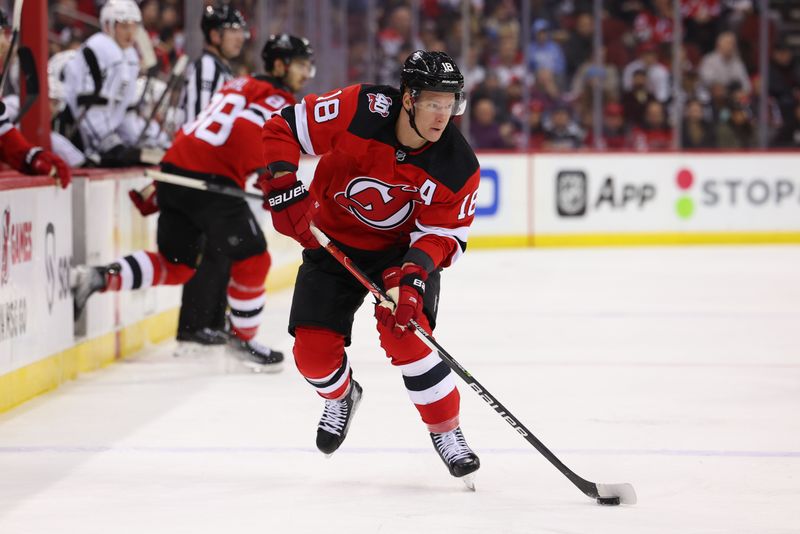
430, 426, 480, 490
316, 380, 363, 456
174, 328, 228, 356
70, 264, 113, 320
226, 337, 284, 373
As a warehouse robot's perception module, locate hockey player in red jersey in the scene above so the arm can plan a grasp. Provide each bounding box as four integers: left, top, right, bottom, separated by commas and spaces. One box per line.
0, 102, 71, 187
259, 50, 481, 485
70, 35, 315, 372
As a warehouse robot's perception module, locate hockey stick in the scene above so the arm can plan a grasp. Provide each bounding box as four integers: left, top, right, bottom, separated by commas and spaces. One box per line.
135, 55, 189, 146
132, 27, 159, 116
14, 46, 38, 122
0, 0, 24, 95
135, 65, 161, 111
308, 224, 637, 506
134, 26, 158, 72
145, 168, 263, 201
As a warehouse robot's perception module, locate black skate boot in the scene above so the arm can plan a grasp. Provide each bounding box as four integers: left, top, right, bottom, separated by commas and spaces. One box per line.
316, 380, 363, 456
177, 328, 229, 345
430, 426, 481, 490
71, 264, 115, 320
226, 337, 284, 373
174, 328, 229, 356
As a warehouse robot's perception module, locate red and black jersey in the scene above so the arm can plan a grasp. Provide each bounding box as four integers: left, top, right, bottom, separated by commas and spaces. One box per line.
163, 75, 295, 188
262, 84, 480, 270
0, 102, 35, 172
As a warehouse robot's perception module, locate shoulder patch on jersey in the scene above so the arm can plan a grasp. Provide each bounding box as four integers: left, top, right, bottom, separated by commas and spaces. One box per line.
403, 125, 479, 194
367, 93, 393, 117
348, 85, 401, 145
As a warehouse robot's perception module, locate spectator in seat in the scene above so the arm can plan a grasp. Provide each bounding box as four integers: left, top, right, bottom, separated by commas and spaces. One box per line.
470, 97, 512, 149
771, 100, 800, 148
585, 102, 629, 150
749, 74, 783, 138
623, 42, 670, 103
699, 31, 751, 95
679, 68, 711, 108
708, 81, 733, 123
563, 11, 594, 81
471, 72, 510, 123
530, 67, 562, 115
525, 99, 547, 149
631, 100, 672, 150
543, 103, 584, 150
716, 102, 756, 148
570, 50, 621, 117
377, 6, 420, 84
683, 0, 722, 54
494, 36, 527, 87
528, 19, 566, 89
682, 98, 717, 149
768, 38, 800, 118
633, 0, 674, 48
622, 68, 654, 127
608, 0, 647, 25
462, 47, 487, 95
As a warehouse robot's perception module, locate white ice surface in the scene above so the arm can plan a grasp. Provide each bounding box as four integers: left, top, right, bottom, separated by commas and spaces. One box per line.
1, 246, 799, 534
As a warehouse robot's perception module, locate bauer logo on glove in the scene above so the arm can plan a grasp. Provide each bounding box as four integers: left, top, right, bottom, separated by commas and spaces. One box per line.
268, 181, 308, 211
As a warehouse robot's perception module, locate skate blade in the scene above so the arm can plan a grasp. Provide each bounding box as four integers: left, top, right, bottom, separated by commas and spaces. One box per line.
460, 473, 477, 491
174, 343, 222, 358
240, 360, 284, 374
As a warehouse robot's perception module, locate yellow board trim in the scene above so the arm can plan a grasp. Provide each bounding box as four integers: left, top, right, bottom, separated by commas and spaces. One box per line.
469, 235, 532, 248
533, 232, 800, 247
468, 232, 800, 248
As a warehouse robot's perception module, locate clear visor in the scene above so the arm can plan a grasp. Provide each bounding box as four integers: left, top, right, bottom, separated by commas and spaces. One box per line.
223, 23, 250, 40
290, 58, 316, 79
413, 92, 467, 117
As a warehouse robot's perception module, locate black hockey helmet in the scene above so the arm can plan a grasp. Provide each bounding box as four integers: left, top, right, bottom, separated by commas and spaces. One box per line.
201, 4, 247, 43
261, 33, 315, 73
401, 50, 466, 116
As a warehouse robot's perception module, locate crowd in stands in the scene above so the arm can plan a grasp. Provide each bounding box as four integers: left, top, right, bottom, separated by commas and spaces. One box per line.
43, 0, 800, 152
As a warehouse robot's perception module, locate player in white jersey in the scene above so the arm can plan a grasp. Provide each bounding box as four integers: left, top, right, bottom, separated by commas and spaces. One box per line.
45, 50, 86, 168
61, 0, 148, 167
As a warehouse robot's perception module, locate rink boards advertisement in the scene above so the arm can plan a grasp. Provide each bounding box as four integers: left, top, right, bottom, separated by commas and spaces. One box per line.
532, 153, 800, 244
0, 183, 73, 375
467, 153, 800, 246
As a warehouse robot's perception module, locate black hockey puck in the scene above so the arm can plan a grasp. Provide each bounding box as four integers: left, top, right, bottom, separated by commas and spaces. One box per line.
597, 496, 621, 506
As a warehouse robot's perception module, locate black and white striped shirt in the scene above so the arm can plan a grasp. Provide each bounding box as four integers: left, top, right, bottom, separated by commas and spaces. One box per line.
180, 51, 233, 125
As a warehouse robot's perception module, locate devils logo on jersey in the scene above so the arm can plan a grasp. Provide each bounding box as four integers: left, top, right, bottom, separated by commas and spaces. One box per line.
334, 177, 422, 230
367, 93, 392, 118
